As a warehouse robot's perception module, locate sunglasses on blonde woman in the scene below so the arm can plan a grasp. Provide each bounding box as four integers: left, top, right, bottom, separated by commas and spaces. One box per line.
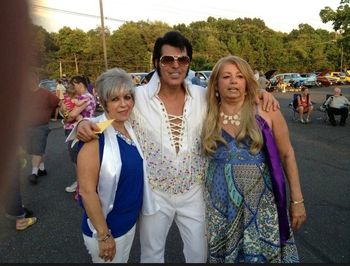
159, 55, 190, 66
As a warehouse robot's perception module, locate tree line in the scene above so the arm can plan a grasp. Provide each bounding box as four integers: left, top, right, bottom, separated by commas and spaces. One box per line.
33, 2, 349, 82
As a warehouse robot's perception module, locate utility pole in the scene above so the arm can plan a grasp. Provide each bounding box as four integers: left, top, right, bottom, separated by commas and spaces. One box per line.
74, 53, 79, 74
99, 0, 108, 70
335, 30, 344, 72
148, 51, 152, 72
340, 44, 344, 72
59, 59, 62, 78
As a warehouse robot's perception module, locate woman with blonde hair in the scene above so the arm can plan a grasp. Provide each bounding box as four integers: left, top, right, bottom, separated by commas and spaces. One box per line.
202, 55, 306, 263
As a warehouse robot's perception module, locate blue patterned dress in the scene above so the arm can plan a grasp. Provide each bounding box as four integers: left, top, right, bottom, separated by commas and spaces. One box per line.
205, 129, 299, 263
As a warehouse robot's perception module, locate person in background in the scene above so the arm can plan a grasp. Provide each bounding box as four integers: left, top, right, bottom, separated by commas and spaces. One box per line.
71, 31, 279, 263
86, 75, 95, 95
4, 147, 37, 230
191, 72, 201, 85
0, 0, 31, 206
324, 87, 350, 126
254, 69, 260, 81
202, 55, 306, 263
52, 79, 66, 121
61, 85, 89, 124
64, 75, 96, 194
296, 86, 313, 124
25, 74, 60, 184
77, 68, 158, 263
61, 74, 69, 88
258, 71, 269, 90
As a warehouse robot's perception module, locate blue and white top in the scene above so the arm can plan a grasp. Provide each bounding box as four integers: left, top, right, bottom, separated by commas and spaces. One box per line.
75, 113, 159, 239
81, 131, 144, 238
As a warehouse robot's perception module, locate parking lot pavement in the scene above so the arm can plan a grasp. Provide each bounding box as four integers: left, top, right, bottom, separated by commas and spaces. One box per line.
275, 86, 350, 263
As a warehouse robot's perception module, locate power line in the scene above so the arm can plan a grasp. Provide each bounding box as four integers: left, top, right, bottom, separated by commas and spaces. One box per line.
32, 4, 126, 23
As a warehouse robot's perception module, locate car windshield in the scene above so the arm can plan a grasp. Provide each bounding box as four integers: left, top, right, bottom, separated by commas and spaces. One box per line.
39, 80, 56, 91
202, 71, 212, 78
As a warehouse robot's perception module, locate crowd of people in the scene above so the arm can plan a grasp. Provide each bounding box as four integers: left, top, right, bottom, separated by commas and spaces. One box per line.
6, 28, 350, 263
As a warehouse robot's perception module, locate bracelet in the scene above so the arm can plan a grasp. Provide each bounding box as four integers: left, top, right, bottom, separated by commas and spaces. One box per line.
98, 230, 112, 242
290, 199, 304, 205
76, 117, 88, 128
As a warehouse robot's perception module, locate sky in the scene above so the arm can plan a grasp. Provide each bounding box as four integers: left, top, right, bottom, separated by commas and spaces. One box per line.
30, 0, 339, 34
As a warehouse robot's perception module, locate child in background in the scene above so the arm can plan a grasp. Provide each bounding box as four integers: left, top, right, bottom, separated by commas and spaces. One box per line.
52, 79, 66, 121
61, 86, 88, 124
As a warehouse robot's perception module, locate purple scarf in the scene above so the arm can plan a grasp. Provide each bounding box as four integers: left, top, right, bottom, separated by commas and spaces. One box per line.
256, 115, 290, 245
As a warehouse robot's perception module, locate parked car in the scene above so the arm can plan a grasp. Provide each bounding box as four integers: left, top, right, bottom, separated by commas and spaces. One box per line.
324, 72, 346, 85
138, 69, 209, 87
270, 73, 306, 87
329, 71, 350, 84
315, 73, 331, 87
129, 72, 148, 86
196, 70, 211, 87
39, 79, 57, 94
345, 72, 350, 84
198, 70, 212, 79
264, 69, 277, 80
299, 73, 318, 87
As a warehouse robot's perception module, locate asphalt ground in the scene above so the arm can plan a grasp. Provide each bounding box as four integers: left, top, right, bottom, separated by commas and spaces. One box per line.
0, 85, 349, 263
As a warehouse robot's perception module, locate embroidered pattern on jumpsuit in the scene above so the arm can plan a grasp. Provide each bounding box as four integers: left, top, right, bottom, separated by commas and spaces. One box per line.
131, 102, 207, 195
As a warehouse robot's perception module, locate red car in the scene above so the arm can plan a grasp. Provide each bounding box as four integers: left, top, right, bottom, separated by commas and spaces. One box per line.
315, 73, 331, 87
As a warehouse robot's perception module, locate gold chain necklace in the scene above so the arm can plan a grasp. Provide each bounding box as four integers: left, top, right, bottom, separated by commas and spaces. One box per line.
220, 111, 241, 126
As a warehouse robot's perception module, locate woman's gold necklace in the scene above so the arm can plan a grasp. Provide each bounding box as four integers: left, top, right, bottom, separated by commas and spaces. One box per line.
220, 111, 241, 126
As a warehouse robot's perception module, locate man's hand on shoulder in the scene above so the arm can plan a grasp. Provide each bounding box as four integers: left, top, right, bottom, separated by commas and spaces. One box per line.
256, 89, 280, 112
77, 120, 100, 142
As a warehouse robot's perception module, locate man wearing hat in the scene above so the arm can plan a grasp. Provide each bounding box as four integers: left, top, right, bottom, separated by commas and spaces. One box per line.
61, 74, 69, 88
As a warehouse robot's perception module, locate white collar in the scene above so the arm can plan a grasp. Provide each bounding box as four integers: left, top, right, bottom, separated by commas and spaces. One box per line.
146, 71, 193, 99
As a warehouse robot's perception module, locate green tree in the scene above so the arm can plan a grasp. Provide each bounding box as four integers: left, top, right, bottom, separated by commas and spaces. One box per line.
81, 26, 111, 80
31, 25, 57, 78
320, 0, 350, 70
108, 21, 170, 72
54, 27, 88, 77
32, 14, 347, 80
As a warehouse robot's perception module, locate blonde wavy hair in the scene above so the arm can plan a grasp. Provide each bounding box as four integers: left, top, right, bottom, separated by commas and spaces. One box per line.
201, 55, 263, 156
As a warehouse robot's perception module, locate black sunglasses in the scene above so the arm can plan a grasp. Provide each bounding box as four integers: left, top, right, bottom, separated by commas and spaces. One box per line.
159, 55, 190, 66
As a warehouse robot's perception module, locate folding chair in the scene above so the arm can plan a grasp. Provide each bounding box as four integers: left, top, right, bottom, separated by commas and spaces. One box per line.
288, 93, 300, 121
319, 94, 333, 123
289, 93, 315, 122
320, 94, 348, 124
